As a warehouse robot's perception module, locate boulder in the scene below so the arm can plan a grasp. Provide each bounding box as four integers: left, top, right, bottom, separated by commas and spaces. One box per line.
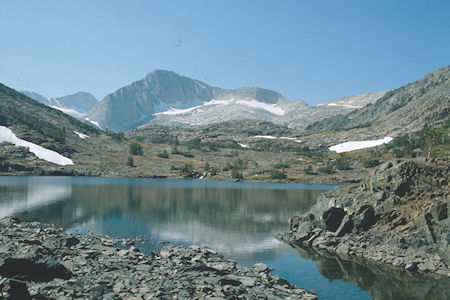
0, 255, 71, 282
334, 215, 354, 237
322, 207, 346, 232
353, 205, 377, 231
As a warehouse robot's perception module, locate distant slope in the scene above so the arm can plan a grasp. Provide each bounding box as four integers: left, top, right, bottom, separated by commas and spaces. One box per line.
21, 90, 98, 119
317, 91, 387, 109
307, 66, 450, 133
1, 83, 100, 160
53, 92, 98, 114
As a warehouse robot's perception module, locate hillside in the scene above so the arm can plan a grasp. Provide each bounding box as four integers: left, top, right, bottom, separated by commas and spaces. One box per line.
0, 84, 107, 174
307, 66, 449, 134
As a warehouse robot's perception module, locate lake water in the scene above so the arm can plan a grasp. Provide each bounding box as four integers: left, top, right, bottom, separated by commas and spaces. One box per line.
0, 176, 447, 300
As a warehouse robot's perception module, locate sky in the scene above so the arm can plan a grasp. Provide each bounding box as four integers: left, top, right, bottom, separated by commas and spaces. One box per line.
0, 0, 449, 105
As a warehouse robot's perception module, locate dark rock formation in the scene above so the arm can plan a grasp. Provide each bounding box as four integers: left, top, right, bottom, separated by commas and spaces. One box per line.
280, 159, 450, 277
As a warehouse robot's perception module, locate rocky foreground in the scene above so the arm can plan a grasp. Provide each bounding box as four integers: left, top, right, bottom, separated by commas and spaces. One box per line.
279, 159, 449, 277
0, 218, 316, 300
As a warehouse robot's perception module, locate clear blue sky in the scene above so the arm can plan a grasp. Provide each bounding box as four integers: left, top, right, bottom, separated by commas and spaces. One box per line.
0, 0, 449, 105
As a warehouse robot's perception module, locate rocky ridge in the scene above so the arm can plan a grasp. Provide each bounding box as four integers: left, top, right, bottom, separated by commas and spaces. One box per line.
279, 159, 450, 277
0, 218, 316, 299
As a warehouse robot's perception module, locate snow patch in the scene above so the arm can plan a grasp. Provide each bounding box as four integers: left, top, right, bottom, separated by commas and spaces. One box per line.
238, 143, 249, 148
236, 99, 285, 115
84, 118, 102, 129
0, 126, 74, 165
154, 98, 285, 116
254, 135, 277, 139
155, 105, 202, 115
329, 137, 393, 153
74, 131, 89, 139
50, 106, 86, 118
317, 103, 362, 109
253, 136, 301, 143
280, 137, 302, 143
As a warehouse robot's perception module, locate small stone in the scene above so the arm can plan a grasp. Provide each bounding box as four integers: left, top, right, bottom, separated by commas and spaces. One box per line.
253, 263, 269, 273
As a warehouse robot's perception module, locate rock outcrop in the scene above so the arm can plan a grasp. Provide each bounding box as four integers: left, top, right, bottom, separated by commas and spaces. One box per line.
280, 159, 450, 277
0, 218, 316, 299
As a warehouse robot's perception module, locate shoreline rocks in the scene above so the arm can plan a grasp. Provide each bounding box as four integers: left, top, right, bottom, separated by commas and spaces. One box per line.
0, 218, 316, 299
280, 159, 450, 277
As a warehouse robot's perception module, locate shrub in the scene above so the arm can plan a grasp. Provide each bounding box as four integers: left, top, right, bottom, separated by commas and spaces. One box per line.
269, 169, 286, 179
318, 164, 333, 174
209, 167, 219, 176
274, 161, 290, 169
179, 163, 195, 178
334, 156, 350, 170
129, 142, 143, 155
127, 156, 134, 167
304, 165, 313, 174
157, 150, 169, 158
182, 152, 195, 158
231, 168, 243, 180
362, 159, 380, 168
171, 146, 182, 155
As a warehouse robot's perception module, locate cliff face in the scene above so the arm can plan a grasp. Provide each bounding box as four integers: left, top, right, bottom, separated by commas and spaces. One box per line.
280, 159, 449, 277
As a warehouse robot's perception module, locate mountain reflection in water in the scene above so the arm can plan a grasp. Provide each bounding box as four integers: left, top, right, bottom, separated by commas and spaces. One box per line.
1, 177, 446, 299
289, 245, 450, 300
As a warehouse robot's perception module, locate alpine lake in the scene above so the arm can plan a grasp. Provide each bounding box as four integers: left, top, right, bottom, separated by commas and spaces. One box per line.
0, 176, 445, 300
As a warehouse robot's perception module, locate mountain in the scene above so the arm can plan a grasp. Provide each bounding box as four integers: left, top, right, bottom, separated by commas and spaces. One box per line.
20, 91, 51, 106
88, 70, 383, 131
21, 91, 98, 119
88, 70, 287, 131
306, 66, 450, 133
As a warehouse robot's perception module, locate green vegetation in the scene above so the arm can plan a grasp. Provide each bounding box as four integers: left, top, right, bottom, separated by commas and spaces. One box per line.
296, 146, 325, 157
304, 165, 314, 174
127, 156, 134, 167
269, 169, 286, 179
157, 150, 169, 158
129, 141, 143, 155
362, 159, 380, 168
274, 161, 290, 169
318, 164, 333, 174
179, 163, 196, 178
231, 168, 243, 180
334, 155, 350, 170
106, 129, 125, 141
385, 120, 449, 159
2, 106, 66, 143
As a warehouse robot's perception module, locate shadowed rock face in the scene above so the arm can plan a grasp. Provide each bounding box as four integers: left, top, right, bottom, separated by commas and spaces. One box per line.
281, 159, 450, 277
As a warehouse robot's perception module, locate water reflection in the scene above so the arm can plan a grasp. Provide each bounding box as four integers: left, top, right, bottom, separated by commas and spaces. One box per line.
290, 244, 450, 300
2, 177, 444, 299
1, 177, 324, 261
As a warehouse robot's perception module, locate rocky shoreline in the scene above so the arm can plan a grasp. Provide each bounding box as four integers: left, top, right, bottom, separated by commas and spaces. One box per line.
0, 218, 316, 300
278, 159, 449, 277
